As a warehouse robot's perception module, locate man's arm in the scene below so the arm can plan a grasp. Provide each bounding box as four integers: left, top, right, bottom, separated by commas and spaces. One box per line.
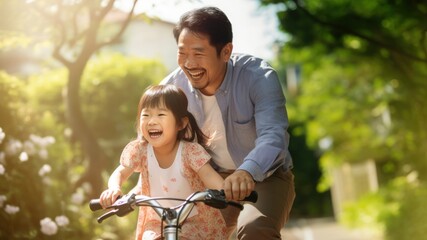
238, 68, 290, 181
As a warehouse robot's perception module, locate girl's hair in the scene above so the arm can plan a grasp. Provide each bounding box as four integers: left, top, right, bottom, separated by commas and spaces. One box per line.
173, 6, 232, 56
136, 84, 209, 147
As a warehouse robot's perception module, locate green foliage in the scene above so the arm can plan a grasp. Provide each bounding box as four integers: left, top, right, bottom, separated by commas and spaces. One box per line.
340, 175, 427, 240
0, 70, 99, 239
288, 124, 333, 218
262, 0, 427, 230
280, 47, 401, 190
0, 0, 50, 52
340, 191, 395, 237
82, 53, 166, 166
0, 71, 25, 136
262, 0, 425, 62
26, 53, 166, 167
385, 182, 427, 240
81, 53, 166, 140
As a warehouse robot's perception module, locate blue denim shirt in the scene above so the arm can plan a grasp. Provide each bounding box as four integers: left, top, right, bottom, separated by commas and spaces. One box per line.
161, 54, 293, 182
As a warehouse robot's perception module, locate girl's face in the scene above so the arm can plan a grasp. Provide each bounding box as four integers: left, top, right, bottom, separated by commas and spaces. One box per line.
140, 105, 182, 150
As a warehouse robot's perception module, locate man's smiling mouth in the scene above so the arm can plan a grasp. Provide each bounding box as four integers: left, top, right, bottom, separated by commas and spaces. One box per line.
187, 69, 204, 79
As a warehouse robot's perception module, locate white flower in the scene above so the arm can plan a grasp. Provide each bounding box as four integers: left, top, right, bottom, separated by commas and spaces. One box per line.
0, 195, 6, 207
0, 128, 5, 144
38, 164, 52, 176
64, 128, 72, 138
0, 164, 4, 175
81, 182, 93, 194
318, 136, 333, 151
23, 140, 36, 155
43, 136, 55, 145
5, 204, 20, 214
71, 191, 84, 205
29, 134, 42, 146
38, 149, 48, 160
40, 217, 58, 236
55, 215, 70, 227
19, 152, 29, 162
30, 135, 55, 148
5, 139, 22, 156
42, 177, 52, 186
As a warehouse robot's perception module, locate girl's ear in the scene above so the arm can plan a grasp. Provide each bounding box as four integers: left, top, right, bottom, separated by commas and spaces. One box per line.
180, 117, 189, 130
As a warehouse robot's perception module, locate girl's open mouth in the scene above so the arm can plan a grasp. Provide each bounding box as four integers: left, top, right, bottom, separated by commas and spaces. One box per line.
148, 130, 162, 138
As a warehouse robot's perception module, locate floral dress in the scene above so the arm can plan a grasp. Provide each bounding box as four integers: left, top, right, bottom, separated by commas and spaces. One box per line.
119, 140, 227, 240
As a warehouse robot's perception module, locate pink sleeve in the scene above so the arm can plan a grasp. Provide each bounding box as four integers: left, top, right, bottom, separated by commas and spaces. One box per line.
184, 142, 212, 172
119, 140, 146, 172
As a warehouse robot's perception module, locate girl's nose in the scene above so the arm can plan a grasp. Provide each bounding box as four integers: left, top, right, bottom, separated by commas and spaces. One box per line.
147, 117, 157, 125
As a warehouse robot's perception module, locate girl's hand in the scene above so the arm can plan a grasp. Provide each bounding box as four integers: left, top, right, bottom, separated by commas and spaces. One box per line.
99, 188, 122, 209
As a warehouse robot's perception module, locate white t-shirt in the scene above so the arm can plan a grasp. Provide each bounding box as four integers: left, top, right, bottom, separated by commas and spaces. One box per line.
200, 94, 236, 170
147, 142, 198, 218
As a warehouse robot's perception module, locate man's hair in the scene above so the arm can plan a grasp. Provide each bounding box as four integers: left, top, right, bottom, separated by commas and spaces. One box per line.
173, 6, 233, 55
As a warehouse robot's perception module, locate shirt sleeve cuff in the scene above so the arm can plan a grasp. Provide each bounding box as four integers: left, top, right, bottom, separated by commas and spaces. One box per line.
238, 160, 265, 182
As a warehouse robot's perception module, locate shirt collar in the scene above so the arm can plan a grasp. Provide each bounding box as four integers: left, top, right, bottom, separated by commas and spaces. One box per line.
217, 60, 232, 95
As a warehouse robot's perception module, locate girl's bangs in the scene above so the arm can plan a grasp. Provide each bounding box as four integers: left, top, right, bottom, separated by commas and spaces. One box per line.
141, 91, 167, 109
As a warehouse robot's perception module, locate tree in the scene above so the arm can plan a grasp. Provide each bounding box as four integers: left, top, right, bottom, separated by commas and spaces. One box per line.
19, 0, 139, 195
260, 0, 427, 235
261, 0, 427, 180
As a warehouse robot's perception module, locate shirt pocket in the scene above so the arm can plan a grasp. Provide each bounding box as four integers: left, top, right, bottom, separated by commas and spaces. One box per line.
232, 118, 256, 150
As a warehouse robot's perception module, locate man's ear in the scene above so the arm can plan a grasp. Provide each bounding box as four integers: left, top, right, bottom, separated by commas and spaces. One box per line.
221, 43, 233, 61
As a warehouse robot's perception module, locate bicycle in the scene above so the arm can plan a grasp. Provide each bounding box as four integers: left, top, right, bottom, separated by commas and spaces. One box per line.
89, 189, 258, 240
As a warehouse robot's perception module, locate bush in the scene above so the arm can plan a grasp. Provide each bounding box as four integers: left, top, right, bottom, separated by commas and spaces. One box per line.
339, 174, 427, 240
384, 182, 427, 240
0, 54, 166, 239
0, 71, 97, 238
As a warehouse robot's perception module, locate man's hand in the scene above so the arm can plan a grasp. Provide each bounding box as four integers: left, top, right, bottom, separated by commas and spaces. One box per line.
223, 170, 255, 201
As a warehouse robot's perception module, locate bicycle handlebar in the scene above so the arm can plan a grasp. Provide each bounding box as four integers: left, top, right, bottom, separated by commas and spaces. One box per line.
89, 189, 257, 224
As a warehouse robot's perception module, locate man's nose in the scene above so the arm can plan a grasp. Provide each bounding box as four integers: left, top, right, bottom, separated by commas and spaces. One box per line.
184, 56, 198, 68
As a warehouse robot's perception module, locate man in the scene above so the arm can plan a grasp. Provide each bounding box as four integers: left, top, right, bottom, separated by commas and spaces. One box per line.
161, 6, 295, 239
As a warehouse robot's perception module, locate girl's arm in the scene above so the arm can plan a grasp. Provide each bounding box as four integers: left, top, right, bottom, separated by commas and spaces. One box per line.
197, 162, 224, 190
99, 165, 134, 208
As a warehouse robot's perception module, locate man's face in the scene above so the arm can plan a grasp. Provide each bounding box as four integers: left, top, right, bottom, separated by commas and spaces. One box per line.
177, 28, 232, 96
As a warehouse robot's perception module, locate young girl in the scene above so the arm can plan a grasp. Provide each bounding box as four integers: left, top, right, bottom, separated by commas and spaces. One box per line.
99, 84, 227, 239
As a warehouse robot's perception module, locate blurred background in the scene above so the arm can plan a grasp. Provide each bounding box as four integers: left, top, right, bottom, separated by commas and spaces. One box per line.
1, 0, 426, 239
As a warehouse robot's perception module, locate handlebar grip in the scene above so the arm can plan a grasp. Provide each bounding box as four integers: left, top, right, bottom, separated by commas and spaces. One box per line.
243, 191, 258, 203
89, 199, 103, 211
219, 190, 258, 203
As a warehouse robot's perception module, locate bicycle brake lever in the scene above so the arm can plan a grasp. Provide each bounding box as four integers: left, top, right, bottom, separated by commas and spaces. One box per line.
111, 193, 136, 217
97, 209, 119, 223
96, 193, 136, 223
204, 189, 228, 209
